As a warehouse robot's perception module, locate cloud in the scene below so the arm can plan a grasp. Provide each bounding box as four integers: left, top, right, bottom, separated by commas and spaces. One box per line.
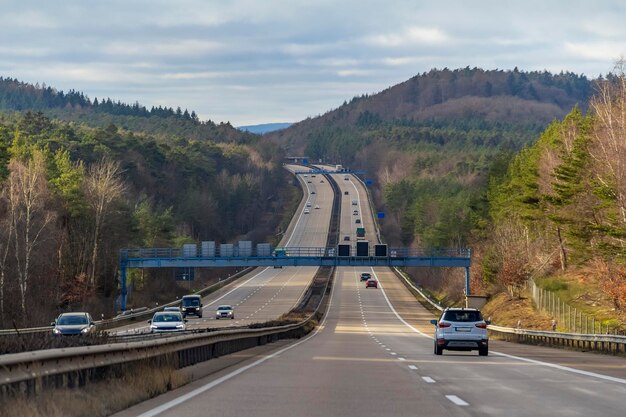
564, 41, 626, 61
366, 26, 449, 47
0, 1, 624, 125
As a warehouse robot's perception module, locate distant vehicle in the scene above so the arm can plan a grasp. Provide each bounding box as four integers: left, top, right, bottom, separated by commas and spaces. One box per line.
352, 199, 357, 205
365, 278, 378, 288
315, 205, 320, 209
336, 164, 343, 171
343, 235, 350, 241
430, 308, 489, 356
355, 218, 361, 224
360, 272, 371, 281
181, 294, 203, 318
303, 174, 308, 177
320, 180, 324, 183
353, 210, 358, 215
344, 175, 349, 180
356, 228, 366, 238
216, 305, 235, 319
306, 202, 312, 207
311, 191, 316, 194
163, 306, 181, 312
311, 174, 316, 177
344, 191, 349, 195
149, 311, 186, 333
304, 208, 310, 214
51, 312, 95, 336
307, 180, 312, 183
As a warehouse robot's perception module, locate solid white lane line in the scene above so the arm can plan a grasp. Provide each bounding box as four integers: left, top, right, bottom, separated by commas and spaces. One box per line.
408, 365, 418, 370
492, 351, 626, 385
446, 395, 469, 406
135, 254, 340, 417
422, 377, 436, 384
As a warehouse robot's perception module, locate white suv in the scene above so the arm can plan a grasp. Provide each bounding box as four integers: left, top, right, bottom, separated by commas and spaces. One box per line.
430, 308, 489, 356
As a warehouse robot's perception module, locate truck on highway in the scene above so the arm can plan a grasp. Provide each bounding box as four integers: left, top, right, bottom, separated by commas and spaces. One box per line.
335, 164, 343, 172
356, 227, 365, 238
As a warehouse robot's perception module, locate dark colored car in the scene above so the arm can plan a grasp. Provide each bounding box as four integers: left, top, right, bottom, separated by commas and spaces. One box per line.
360, 272, 371, 281
51, 312, 95, 336
181, 294, 203, 318
366, 279, 378, 288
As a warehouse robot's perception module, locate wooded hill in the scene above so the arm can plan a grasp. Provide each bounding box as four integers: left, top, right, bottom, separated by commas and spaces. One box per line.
270, 67, 592, 153
266, 68, 594, 250
0, 80, 289, 327
0, 77, 251, 143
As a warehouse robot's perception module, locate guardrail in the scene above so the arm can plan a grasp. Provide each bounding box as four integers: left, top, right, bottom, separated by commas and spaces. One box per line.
392, 267, 444, 312
0, 268, 335, 396
488, 325, 626, 354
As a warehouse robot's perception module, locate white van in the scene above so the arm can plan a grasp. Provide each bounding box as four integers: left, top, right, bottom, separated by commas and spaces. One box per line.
352, 199, 357, 205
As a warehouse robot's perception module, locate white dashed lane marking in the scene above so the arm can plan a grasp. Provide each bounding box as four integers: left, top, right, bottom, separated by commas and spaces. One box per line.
446, 395, 469, 406
408, 365, 417, 370
422, 377, 436, 384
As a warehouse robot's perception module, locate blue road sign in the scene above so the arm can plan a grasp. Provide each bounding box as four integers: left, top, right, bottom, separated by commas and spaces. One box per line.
377, 212, 385, 219
302, 158, 309, 164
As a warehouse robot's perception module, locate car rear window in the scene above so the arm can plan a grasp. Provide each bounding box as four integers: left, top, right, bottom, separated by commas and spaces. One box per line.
58, 315, 88, 325
443, 310, 482, 322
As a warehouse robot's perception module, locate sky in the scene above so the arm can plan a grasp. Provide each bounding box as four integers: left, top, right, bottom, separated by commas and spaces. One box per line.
1, 1, 625, 126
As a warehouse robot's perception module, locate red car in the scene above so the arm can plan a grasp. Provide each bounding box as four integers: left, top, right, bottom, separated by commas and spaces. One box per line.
366, 279, 378, 288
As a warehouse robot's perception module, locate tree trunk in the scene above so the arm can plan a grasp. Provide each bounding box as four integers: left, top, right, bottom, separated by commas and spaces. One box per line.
556, 226, 567, 271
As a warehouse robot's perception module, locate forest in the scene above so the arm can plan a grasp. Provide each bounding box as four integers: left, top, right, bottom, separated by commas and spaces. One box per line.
0, 109, 288, 327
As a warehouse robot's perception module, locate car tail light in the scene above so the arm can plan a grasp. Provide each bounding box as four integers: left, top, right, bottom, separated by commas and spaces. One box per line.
438, 321, 451, 328
475, 322, 488, 329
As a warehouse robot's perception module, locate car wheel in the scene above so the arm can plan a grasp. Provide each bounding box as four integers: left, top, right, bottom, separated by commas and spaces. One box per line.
479, 347, 488, 356
216, 317, 219, 320
231, 316, 235, 319
434, 342, 443, 355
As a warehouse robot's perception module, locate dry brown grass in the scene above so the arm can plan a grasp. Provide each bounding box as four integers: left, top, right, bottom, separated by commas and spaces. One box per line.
481, 290, 554, 330
2, 363, 190, 417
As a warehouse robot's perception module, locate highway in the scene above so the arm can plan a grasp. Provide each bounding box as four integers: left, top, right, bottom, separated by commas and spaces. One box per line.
114, 168, 626, 417
112, 164, 331, 334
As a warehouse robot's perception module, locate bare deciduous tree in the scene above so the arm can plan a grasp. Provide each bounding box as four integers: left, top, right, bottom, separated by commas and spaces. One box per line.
84, 159, 125, 286
589, 59, 626, 231
6, 152, 55, 316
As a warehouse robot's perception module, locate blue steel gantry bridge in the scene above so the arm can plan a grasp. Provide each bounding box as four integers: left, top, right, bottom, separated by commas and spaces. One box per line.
118, 242, 471, 311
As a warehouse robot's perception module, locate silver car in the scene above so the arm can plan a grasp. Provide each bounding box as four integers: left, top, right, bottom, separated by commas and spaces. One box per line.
430, 308, 489, 356
149, 312, 187, 333
216, 305, 235, 319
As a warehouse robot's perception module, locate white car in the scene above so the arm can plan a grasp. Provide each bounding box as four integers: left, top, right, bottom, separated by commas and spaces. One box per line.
149, 311, 187, 333
304, 208, 310, 214
216, 305, 234, 319
315, 205, 320, 209
306, 202, 312, 207
430, 308, 489, 356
